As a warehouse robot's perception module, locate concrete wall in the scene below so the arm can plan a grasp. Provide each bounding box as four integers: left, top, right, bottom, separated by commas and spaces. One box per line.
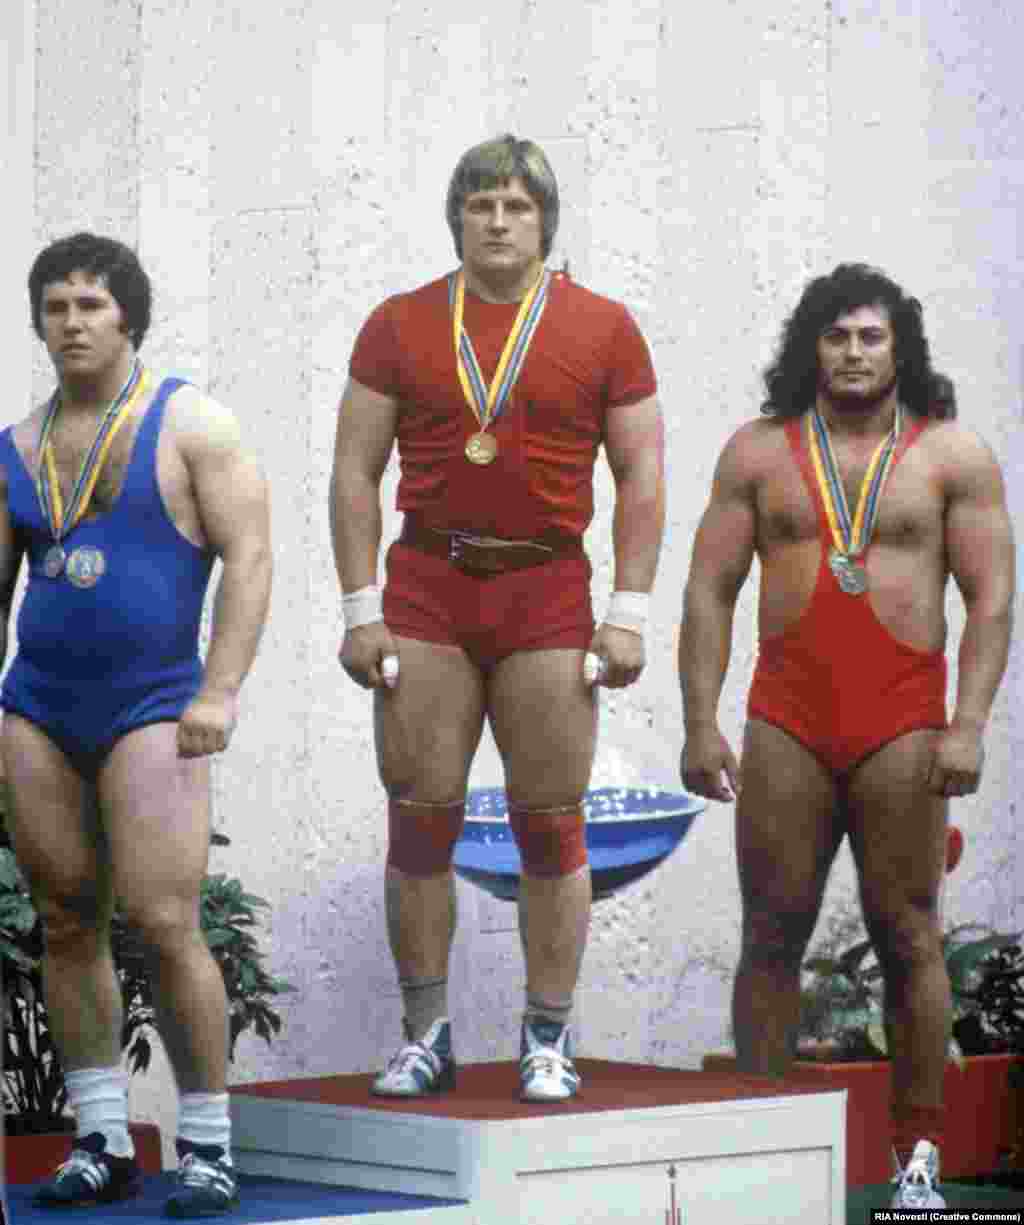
3, 0, 1021, 1150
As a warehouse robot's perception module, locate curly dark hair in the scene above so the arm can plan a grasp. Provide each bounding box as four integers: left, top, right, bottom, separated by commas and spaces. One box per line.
28, 232, 152, 349
761, 263, 955, 420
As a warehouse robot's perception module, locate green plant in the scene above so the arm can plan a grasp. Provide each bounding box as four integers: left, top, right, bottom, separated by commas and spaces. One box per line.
1, 829, 294, 1136
798, 910, 1023, 1062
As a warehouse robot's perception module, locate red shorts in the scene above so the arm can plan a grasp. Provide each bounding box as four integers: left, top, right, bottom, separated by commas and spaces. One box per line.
382, 542, 594, 668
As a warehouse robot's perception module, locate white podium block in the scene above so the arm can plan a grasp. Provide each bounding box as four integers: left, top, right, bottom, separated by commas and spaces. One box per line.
230, 1060, 846, 1224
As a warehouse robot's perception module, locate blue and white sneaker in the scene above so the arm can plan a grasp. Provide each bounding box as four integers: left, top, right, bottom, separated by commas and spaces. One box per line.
891, 1139, 945, 1210
35, 1132, 141, 1207
164, 1139, 239, 1217
372, 1018, 456, 1097
520, 1017, 581, 1102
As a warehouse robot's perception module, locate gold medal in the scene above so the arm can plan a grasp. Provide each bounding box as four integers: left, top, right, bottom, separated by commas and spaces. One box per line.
65, 546, 106, 589
465, 432, 498, 465
451, 268, 550, 464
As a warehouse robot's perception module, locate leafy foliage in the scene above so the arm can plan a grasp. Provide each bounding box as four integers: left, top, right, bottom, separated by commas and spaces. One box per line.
1, 834, 294, 1134
798, 909, 1024, 1061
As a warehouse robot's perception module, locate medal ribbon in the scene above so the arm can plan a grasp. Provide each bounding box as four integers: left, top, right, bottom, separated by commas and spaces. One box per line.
449, 268, 551, 432
807, 404, 903, 558
37, 361, 149, 540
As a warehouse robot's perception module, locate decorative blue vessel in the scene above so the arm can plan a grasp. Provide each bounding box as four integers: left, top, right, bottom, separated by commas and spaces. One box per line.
453, 786, 705, 902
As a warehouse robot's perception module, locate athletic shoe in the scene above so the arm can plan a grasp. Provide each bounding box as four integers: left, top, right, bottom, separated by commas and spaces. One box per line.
34, 1131, 142, 1207
164, 1140, 239, 1218
520, 1017, 581, 1102
891, 1139, 946, 1209
371, 1017, 456, 1096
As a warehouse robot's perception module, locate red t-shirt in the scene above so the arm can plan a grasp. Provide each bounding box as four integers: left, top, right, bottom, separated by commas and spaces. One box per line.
349, 271, 656, 539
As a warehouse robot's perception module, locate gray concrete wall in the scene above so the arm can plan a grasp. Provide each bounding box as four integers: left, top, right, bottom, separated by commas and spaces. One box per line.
3, 0, 1021, 1152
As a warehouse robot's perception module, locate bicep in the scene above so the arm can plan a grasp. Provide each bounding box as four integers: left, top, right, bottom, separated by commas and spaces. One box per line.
333, 377, 399, 485
946, 445, 1015, 607
688, 445, 758, 599
603, 395, 664, 481
0, 474, 23, 608
183, 399, 270, 563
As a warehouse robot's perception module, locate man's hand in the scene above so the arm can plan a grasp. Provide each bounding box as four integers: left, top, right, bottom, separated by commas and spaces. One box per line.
681, 725, 740, 802
339, 622, 400, 690
928, 724, 985, 797
178, 690, 238, 758
583, 623, 645, 689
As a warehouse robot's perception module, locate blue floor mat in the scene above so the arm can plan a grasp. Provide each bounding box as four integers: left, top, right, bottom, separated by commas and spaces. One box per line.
4, 1172, 465, 1223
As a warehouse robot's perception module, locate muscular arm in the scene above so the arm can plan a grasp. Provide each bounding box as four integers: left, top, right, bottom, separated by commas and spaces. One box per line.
944, 430, 1015, 737
602, 395, 665, 593
0, 466, 24, 665
678, 429, 758, 799
679, 431, 758, 730
180, 393, 272, 702
329, 377, 398, 593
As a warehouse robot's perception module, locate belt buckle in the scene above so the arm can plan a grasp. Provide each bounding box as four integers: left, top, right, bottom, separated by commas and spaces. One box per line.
448, 532, 470, 567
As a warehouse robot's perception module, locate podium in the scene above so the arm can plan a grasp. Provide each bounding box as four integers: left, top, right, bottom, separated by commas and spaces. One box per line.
230, 1060, 846, 1224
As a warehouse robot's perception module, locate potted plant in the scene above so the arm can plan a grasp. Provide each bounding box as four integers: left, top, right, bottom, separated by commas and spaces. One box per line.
705, 902, 1023, 1187
1, 824, 294, 1184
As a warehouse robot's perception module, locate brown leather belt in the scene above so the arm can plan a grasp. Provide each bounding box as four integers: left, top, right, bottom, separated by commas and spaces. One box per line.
399, 518, 583, 576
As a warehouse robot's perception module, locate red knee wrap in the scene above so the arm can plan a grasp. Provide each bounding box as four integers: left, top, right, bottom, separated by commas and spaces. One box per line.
507, 803, 588, 878
386, 797, 465, 876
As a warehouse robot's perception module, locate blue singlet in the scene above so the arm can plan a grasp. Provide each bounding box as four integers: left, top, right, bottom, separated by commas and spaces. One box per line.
0, 377, 215, 778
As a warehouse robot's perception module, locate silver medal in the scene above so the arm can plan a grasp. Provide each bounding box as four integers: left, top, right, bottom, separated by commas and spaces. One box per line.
65, 546, 106, 589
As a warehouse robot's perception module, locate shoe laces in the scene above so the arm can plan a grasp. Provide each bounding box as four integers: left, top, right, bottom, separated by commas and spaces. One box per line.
388, 1039, 440, 1076
522, 1047, 573, 1078
55, 1149, 109, 1189
178, 1151, 225, 1189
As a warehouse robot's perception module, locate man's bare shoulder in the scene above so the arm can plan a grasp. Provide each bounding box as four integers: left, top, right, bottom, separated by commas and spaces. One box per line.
916, 418, 1004, 484
717, 417, 793, 484
164, 382, 243, 458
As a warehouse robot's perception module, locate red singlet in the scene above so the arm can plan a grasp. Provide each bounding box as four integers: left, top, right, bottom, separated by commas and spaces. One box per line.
349, 270, 656, 540
747, 417, 947, 775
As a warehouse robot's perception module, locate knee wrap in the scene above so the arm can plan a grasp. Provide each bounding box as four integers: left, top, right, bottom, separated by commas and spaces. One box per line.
507, 802, 588, 878
386, 797, 465, 877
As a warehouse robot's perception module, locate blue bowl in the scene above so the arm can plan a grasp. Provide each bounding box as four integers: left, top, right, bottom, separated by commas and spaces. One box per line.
453, 786, 705, 902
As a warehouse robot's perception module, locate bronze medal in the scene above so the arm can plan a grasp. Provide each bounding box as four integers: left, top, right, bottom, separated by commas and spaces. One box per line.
465, 432, 498, 465
65, 546, 106, 589
42, 544, 66, 579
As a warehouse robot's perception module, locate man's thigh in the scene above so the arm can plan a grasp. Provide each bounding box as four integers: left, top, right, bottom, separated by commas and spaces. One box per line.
846, 729, 947, 923
1, 714, 108, 904
736, 719, 843, 915
98, 722, 212, 914
487, 649, 596, 807
374, 635, 487, 802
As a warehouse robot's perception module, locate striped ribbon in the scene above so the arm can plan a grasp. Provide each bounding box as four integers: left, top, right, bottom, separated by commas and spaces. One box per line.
37, 360, 149, 540
449, 268, 550, 431
807, 403, 903, 558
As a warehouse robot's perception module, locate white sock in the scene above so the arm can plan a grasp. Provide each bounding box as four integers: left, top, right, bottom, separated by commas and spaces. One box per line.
178, 1092, 232, 1162
65, 1066, 134, 1159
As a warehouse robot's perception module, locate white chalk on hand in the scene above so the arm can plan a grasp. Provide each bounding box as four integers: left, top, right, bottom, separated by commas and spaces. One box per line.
583, 652, 607, 686
381, 655, 399, 686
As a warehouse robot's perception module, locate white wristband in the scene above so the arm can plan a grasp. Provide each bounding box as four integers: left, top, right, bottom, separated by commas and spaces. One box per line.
603, 590, 649, 637
342, 585, 384, 629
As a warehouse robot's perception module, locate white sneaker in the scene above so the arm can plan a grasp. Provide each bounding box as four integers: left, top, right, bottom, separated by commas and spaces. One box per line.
891, 1139, 946, 1209
520, 1018, 581, 1102
371, 1018, 456, 1097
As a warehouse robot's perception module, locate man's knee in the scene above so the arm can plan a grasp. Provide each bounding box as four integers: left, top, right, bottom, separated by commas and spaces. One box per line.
386, 796, 466, 876
741, 905, 819, 971
118, 895, 202, 956
508, 801, 588, 878
864, 901, 942, 981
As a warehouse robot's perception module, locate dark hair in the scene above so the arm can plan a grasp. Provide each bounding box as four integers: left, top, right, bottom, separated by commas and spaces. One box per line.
28, 232, 152, 349
761, 262, 955, 420
446, 134, 559, 259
